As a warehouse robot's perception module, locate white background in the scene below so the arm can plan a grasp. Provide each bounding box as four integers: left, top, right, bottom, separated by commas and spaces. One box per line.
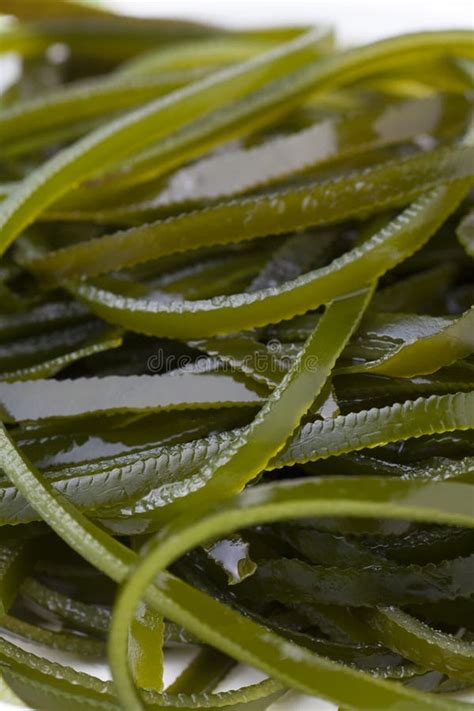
103, 0, 473, 43
1, 0, 473, 709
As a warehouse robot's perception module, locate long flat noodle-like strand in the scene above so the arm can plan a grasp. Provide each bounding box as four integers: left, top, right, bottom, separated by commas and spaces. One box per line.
55, 33, 473, 206
238, 555, 474, 606
110, 287, 373, 523
98, 390, 474, 529
338, 306, 474, 377
20, 577, 110, 637
0, 28, 332, 257
0, 634, 283, 711
117, 36, 291, 75
365, 606, 474, 683
51, 91, 469, 212
0, 373, 263, 422
0, 321, 108, 370
0, 391, 467, 529
1, 614, 106, 658
0, 329, 123, 382
0, 0, 115, 20
194, 308, 474, 390
47, 36, 334, 211
73, 183, 471, 338
0, 70, 210, 154
107, 476, 474, 710
1, 31, 472, 258
334, 368, 474, 406
276, 390, 474, 467
0, 16, 223, 61
1, 418, 473, 709
0, 301, 90, 342
2, 357, 472, 711
112, 94, 470, 206
0, 425, 285, 710
31, 145, 474, 280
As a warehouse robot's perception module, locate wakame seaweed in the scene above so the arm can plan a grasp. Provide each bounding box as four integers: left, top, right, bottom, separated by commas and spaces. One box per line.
0, 2, 473, 710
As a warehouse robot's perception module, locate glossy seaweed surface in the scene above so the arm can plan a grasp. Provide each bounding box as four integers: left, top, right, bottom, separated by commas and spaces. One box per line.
0, 2, 473, 710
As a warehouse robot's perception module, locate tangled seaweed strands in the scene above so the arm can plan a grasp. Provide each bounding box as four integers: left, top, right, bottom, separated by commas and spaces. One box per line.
0, 2, 473, 709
